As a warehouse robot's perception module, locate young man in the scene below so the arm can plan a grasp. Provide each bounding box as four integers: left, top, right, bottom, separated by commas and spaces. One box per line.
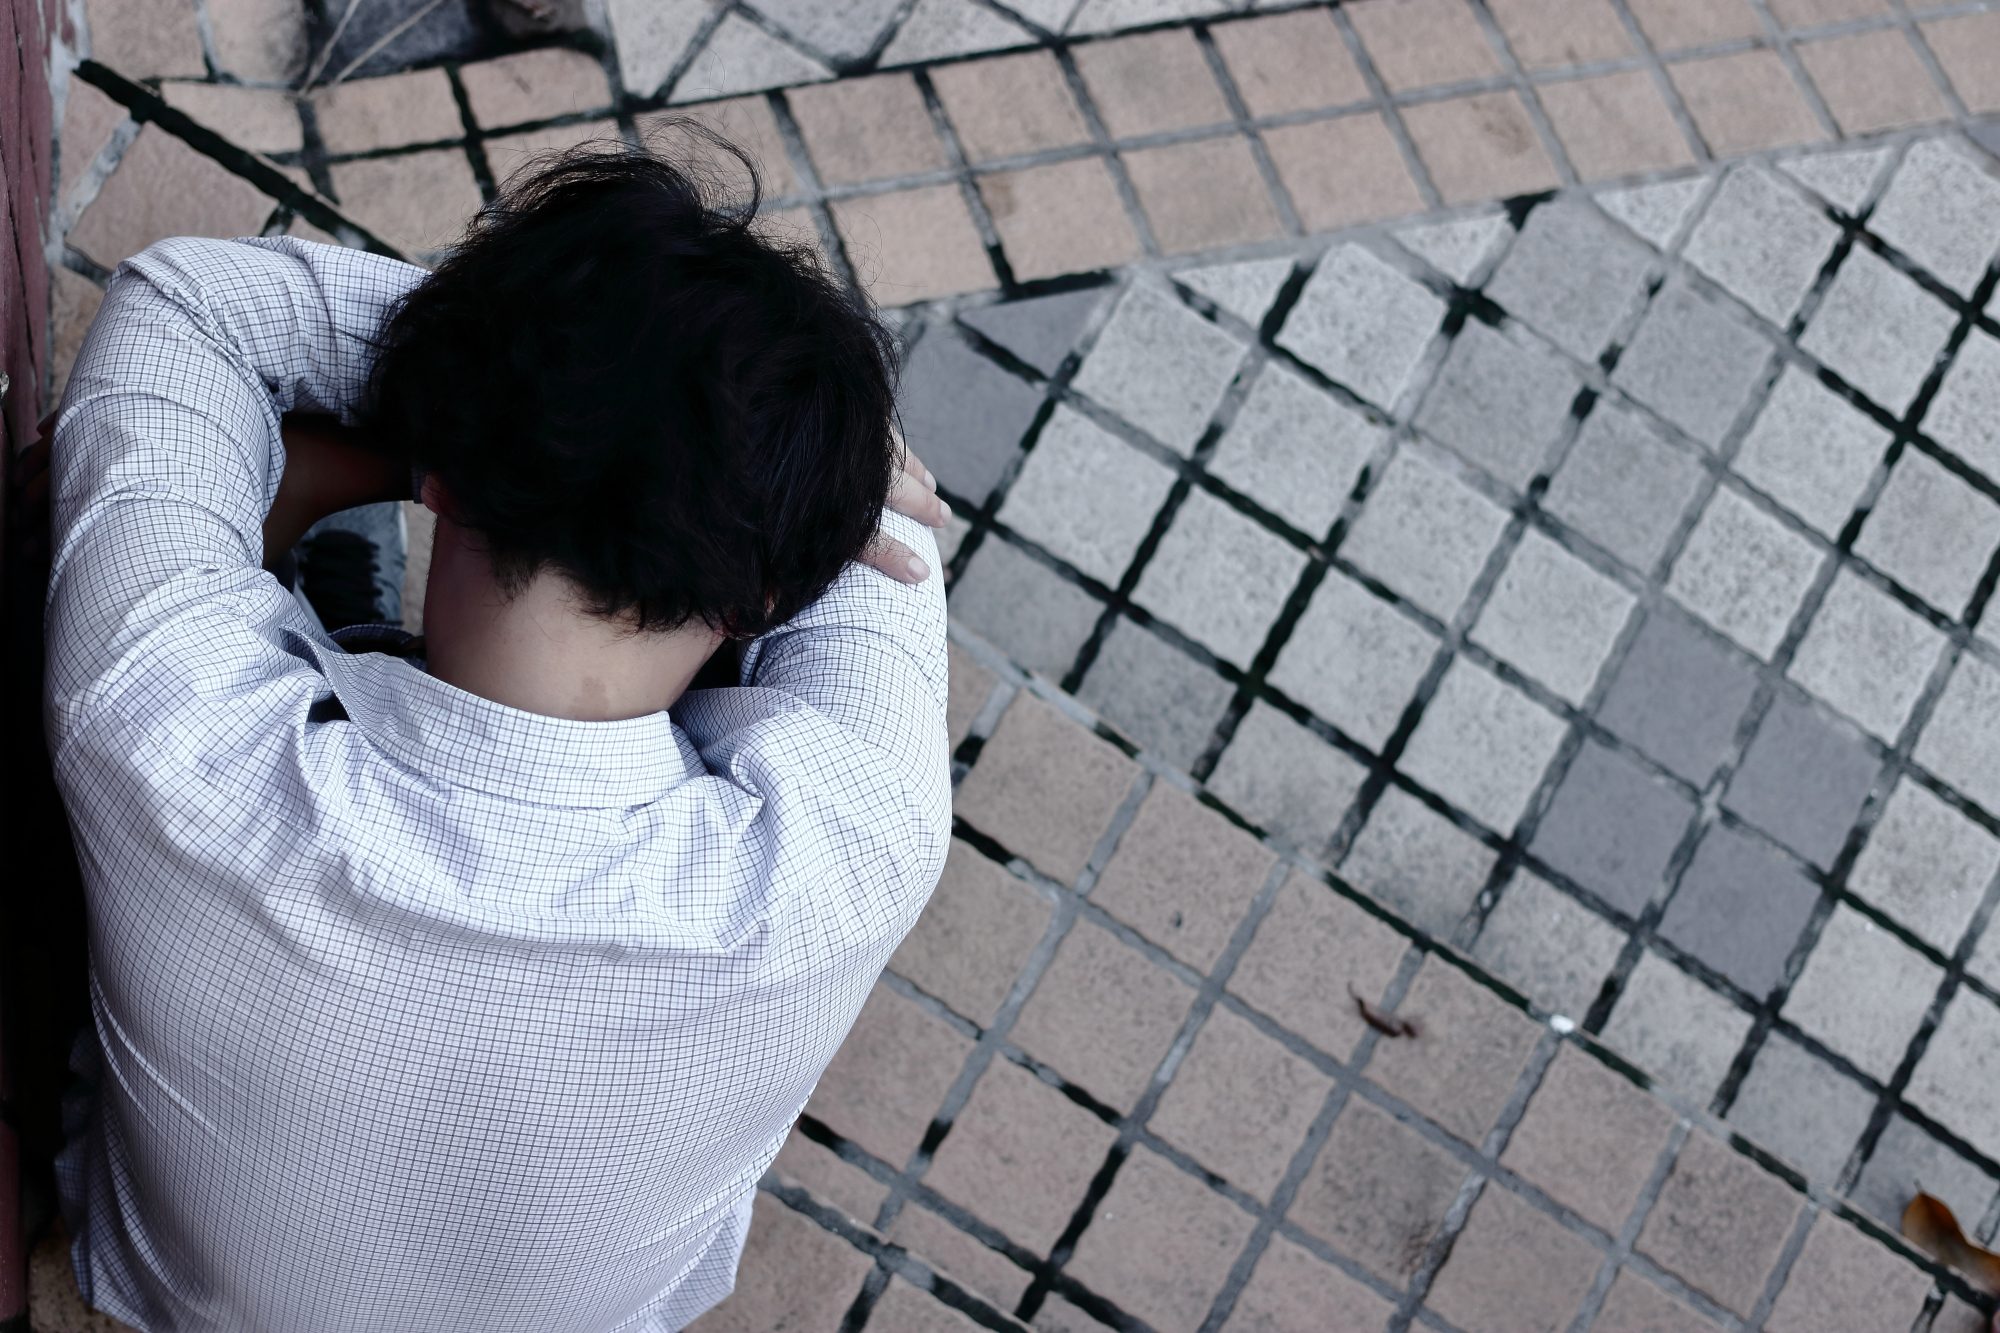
43, 145, 951, 1331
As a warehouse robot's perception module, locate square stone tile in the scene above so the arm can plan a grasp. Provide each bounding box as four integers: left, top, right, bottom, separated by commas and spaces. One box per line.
1488, 0, 1631, 68
1094, 783, 1277, 970
1211, 10, 1369, 116
1659, 822, 1821, 995
1124, 136, 1286, 256
1073, 283, 1246, 455
1209, 362, 1384, 538
1365, 957, 1540, 1143
1593, 1273, 1725, 1333
1418, 323, 1583, 489
1595, 176, 1711, 251
67, 127, 280, 271
1230, 871, 1411, 1057
1339, 787, 1496, 936
85, 0, 206, 77
1969, 916, 2000, 991
1424, 1187, 1602, 1331
1151, 1005, 1334, 1198
959, 287, 1107, 377
1596, 610, 1760, 789
1262, 113, 1428, 234
1766, 1212, 1937, 1333
1666, 486, 1826, 660
1855, 449, 2000, 619
790, 74, 948, 186
887, 1204, 1035, 1312
1074, 29, 1231, 138
1473, 871, 1626, 1017
1782, 903, 1943, 1079
1470, 531, 1637, 705
1532, 740, 1698, 917
1776, 142, 1893, 215
326, 148, 483, 256
868, 1277, 996, 1332
1725, 691, 1880, 869
1852, 1112, 2000, 1231
704, 1193, 873, 1330
1400, 658, 1570, 835
1766, 0, 1890, 23
1625, 0, 1762, 49
1796, 30, 1948, 136
899, 327, 1043, 503
1401, 92, 1561, 206
1076, 621, 1233, 769
1725, 1031, 1874, 1184
1208, 703, 1368, 854
955, 693, 1140, 882
1544, 401, 1706, 575
771, 1128, 890, 1224
1288, 1099, 1468, 1284
1684, 167, 1841, 328
1136, 492, 1305, 668
1637, 1132, 1803, 1318
1853, 779, 1999, 953
1347, 0, 1501, 91
1068, 1149, 1257, 1330
1601, 951, 1754, 1100
980, 158, 1142, 283
1488, 200, 1656, 361
932, 52, 1090, 163
460, 47, 612, 129
1789, 569, 1948, 742
925, 1056, 1118, 1251
893, 840, 1053, 1024
1270, 570, 1439, 751
1928, 329, 2000, 486
1504, 1046, 1675, 1232
831, 185, 996, 304
1231, 1234, 1398, 1333
950, 538, 1102, 679
1668, 50, 1825, 157
1915, 652, 2000, 816
314, 69, 464, 153
810, 985, 976, 1164
1869, 138, 2000, 296
1278, 244, 1446, 410
1613, 280, 1775, 448
1010, 918, 1196, 1108
1800, 245, 1957, 417
160, 82, 304, 154
1925, 12, 2000, 116
998, 406, 1177, 585
1342, 447, 1511, 623
1732, 365, 1889, 538
1537, 70, 1695, 182
1906, 988, 2000, 1160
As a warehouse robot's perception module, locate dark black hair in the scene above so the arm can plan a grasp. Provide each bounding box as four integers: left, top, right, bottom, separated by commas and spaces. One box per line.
363, 129, 899, 637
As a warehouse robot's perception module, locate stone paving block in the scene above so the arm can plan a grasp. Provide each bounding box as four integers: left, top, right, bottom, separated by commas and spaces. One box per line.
1339, 787, 1495, 937
1263, 113, 1428, 234
1869, 138, 2000, 296
1591, 1272, 1724, 1333
1732, 365, 1889, 538
1782, 904, 1943, 1080
48, 268, 105, 400
771, 1129, 889, 1224
1030, 1294, 1107, 1331
899, 328, 1042, 503
1658, 822, 1821, 996
790, 75, 947, 186
1175, 258, 1292, 328
1613, 280, 1774, 448
892, 839, 1052, 1024
1208, 362, 1382, 538
328, 149, 484, 256
1797, 30, 1947, 136
1852, 1113, 2000, 1231
1925, 12, 2000, 115
1149, 1004, 1333, 1198
887, 1204, 1035, 1311
607, 0, 708, 100
1470, 530, 1637, 705
1067, 1148, 1257, 1329
1683, 166, 1841, 328
925, 1056, 1119, 1251
1857, 449, 2000, 620
867, 1277, 992, 1332
959, 288, 1106, 376
646, 96, 795, 199
1123, 136, 1285, 255
1134, 490, 1304, 668
84, 0, 206, 77
159, 83, 304, 155
460, 48, 613, 129
1278, 244, 1445, 410
832, 185, 996, 304
1231, 1233, 1397, 1333
314, 70, 464, 154
1601, 951, 1753, 1101
1906, 988, 2000, 1161
1093, 782, 1276, 970
1074, 29, 1231, 137
1927, 329, 2000, 486
810, 985, 975, 1164
1765, 1211, 1936, 1333
1401, 92, 1561, 206
1537, 70, 1695, 182
1341, 447, 1510, 622
1417, 323, 1583, 489
1789, 569, 1947, 742
1423, 1187, 1602, 1331
1595, 610, 1758, 788
1270, 570, 1438, 751
1668, 50, 1824, 157
1666, 486, 1826, 660
59, 78, 127, 201
1767, 0, 1891, 22
1472, 871, 1625, 1018
947, 644, 994, 747
1488, 200, 1656, 361
997, 406, 1176, 586
1208, 703, 1368, 854
1009, 918, 1195, 1108
757, 0, 904, 60
1392, 213, 1510, 285
1637, 1132, 1802, 1318
1346, 0, 1500, 91
980, 159, 1142, 283
1624, 0, 1761, 49
1531, 739, 1696, 918
1365, 957, 1539, 1144
1778, 143, 1892, 214
1543, 401, 1706, 575
1211, 11, 1369, 116
954, 692, 1138, 881
698, 1193, 872, 1330
1400, 658, 1570, 836
931, 51, 1090, 162
1915, 653, 2000, 816
1075, 621, 1233, 769
1970, 916, 2000, 991
1503, 1046, 1674, 1233
1725, 1031, 1874, 1185
1800, 245, 1956, 417
1287, 1099, 1467, 1284
1488, 0, 1631, 68
1725, 691, 1879, 869
877, 0, 1031, 66
1072, 283, 1245, 455
68, 127, 278, 270
949, 537, 1102, 678
1231, 871, 1408, 1057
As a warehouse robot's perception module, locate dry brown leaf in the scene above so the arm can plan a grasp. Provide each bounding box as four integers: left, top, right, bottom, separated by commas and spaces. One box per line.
1347, 983, 1419, 1039
1902, 1192, 2000, 1292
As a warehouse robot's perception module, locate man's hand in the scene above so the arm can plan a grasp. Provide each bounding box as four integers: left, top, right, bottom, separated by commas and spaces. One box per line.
864, 446, 950, 584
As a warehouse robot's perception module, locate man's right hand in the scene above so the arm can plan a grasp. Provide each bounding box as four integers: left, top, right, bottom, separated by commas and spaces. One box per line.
864, 446, 950, 585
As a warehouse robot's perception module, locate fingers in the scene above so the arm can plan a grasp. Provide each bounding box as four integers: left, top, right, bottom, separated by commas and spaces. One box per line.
887, 461, 950, 529
862, 532, 930, 584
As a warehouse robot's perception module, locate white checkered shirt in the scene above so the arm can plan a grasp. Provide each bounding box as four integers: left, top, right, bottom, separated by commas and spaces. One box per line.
44, 236, 951, 1332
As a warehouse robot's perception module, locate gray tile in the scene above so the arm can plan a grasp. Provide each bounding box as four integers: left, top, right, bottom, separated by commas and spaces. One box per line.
1207, 361, 1384, 538
1341, 446, 1511, 623
1134, 489, 1308, 669
1472, 870, 1625, 1019
1732, 365, 1889, 538
1601, 951, 1753, 1103
1970, 917, 2000, 992
1393, 212, 1510, 285
1658, 823, 1819, 996
1174, 257, 1292, 327
1777, 143, 1891, 215
1278, 243, 1446, 410
1852, 1114, 2000, 1232
1469, 529, 1637, 706
1849, 778, 2000, 954
1727, 1032, 1874, 1185
1612, 280, 1774, 447
1787, 569, 1948, 743
1781, 904, 1941, 1080
1415, 322, 1582, 489
997, 405, 1177, 584
1799, 245, 1956, 417
1072, 283, 1246, 455
1666, 486, 1826, 660
900, 327, 1045, 502
1400, 657, 1569, 835
1867, 137, 2000, 295
1208, 701, 1367, 855
1077, 620, 1233, 769
948, 537, 1102, 678
1925, 328, 2000, 486
1906, 988, 2000, 1161
1596, 177, 1708, 251
959, 286, 1108, 375
754, 0, 904, 58
1597, 608, 1761, 788
1725, 692, 1880, 870
1543, 399, 1707, 574
1682, 166, 1840, 328
1269, 569, 1439, 751
1531, 739, 1697, 917
1338, 786, 1495, 936
1854, 448, 2000, 620
1914, 652, 2000, 817
1486, 199, 1655, 360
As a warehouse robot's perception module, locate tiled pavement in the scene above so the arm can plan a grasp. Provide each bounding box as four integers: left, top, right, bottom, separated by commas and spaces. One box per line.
29, 0, 2000, 1330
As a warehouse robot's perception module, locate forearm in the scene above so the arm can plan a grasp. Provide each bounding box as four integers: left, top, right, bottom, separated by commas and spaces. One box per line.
263, 416, 410, 560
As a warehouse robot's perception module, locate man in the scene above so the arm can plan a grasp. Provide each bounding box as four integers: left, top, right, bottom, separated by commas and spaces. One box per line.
43, 143, 952, 1331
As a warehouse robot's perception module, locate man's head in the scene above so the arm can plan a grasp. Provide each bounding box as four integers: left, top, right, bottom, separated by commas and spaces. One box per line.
364, 135, 899, 640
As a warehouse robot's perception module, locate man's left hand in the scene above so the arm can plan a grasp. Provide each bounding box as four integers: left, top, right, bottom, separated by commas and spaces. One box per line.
864, 445, 950, 584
